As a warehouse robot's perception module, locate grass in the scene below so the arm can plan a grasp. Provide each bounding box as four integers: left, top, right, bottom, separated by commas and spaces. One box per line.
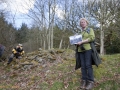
0, 51, 120, 90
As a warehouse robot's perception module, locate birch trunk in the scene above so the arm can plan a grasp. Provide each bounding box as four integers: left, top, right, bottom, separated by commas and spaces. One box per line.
100, 26, 104, 55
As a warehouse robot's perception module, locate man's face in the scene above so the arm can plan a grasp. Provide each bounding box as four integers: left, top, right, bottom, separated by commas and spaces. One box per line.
17, 45, 21, 48
80, 20, 87, 28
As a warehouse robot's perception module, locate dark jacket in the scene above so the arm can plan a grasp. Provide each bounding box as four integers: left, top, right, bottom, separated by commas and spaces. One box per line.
75, 42, 102, 70
12, 47, 24, 55
0, 44, 5, 57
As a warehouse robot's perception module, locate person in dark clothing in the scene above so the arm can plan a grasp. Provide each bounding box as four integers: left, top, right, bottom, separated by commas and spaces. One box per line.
0, 44, 5, 58
7, 44, 24, 65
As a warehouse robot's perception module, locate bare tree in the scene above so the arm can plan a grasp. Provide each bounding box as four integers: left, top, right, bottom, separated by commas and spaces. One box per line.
87, 0, 120, 55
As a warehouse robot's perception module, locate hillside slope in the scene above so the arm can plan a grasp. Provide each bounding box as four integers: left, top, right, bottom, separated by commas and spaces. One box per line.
0, 49, 120, 90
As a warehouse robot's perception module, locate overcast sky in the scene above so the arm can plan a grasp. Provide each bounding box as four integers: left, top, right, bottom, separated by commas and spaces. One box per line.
0, 0, 91, 28
0, 0, 65, 28
0, 0, 35, 28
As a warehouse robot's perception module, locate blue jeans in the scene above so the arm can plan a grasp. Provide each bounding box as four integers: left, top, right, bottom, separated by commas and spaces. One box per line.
8, 53, 21, 64
79, 49, 94, 81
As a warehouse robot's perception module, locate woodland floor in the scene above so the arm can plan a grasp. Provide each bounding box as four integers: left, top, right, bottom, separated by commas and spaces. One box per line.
0, 49, 120, 90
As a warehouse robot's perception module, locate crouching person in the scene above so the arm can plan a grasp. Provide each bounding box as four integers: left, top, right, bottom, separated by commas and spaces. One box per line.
7, 44, 24, 65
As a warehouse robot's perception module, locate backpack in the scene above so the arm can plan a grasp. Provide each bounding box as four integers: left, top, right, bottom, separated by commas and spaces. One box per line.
86, 27, 90, 34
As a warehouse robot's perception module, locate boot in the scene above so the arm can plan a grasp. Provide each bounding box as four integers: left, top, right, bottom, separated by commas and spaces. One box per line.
80, 80, 86, 89
85, 81, 94, 90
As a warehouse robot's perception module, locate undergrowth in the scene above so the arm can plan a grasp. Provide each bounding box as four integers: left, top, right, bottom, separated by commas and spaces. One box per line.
0, 53, 120, 90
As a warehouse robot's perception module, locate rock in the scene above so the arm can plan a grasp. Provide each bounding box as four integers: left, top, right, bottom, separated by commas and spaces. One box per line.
35, 57, 43, 63
38, 48, 42, 51
31, 60, 39, 66
27, 56, 37, 60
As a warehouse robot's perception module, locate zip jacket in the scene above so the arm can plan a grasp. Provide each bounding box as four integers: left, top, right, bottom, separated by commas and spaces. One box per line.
12, 47, 24, 55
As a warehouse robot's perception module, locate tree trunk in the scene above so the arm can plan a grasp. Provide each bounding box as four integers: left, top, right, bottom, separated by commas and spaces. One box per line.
100, 26, 104, 55
59, 39, 63, 49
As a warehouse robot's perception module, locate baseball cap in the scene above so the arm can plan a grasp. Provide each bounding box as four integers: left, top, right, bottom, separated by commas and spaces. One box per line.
18, 44, 23, 47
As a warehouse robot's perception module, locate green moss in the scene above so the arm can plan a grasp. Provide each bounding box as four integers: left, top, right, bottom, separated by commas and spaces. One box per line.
94, 80, 120, 90
50, 81, 63, 90
38, 82, 49, 90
